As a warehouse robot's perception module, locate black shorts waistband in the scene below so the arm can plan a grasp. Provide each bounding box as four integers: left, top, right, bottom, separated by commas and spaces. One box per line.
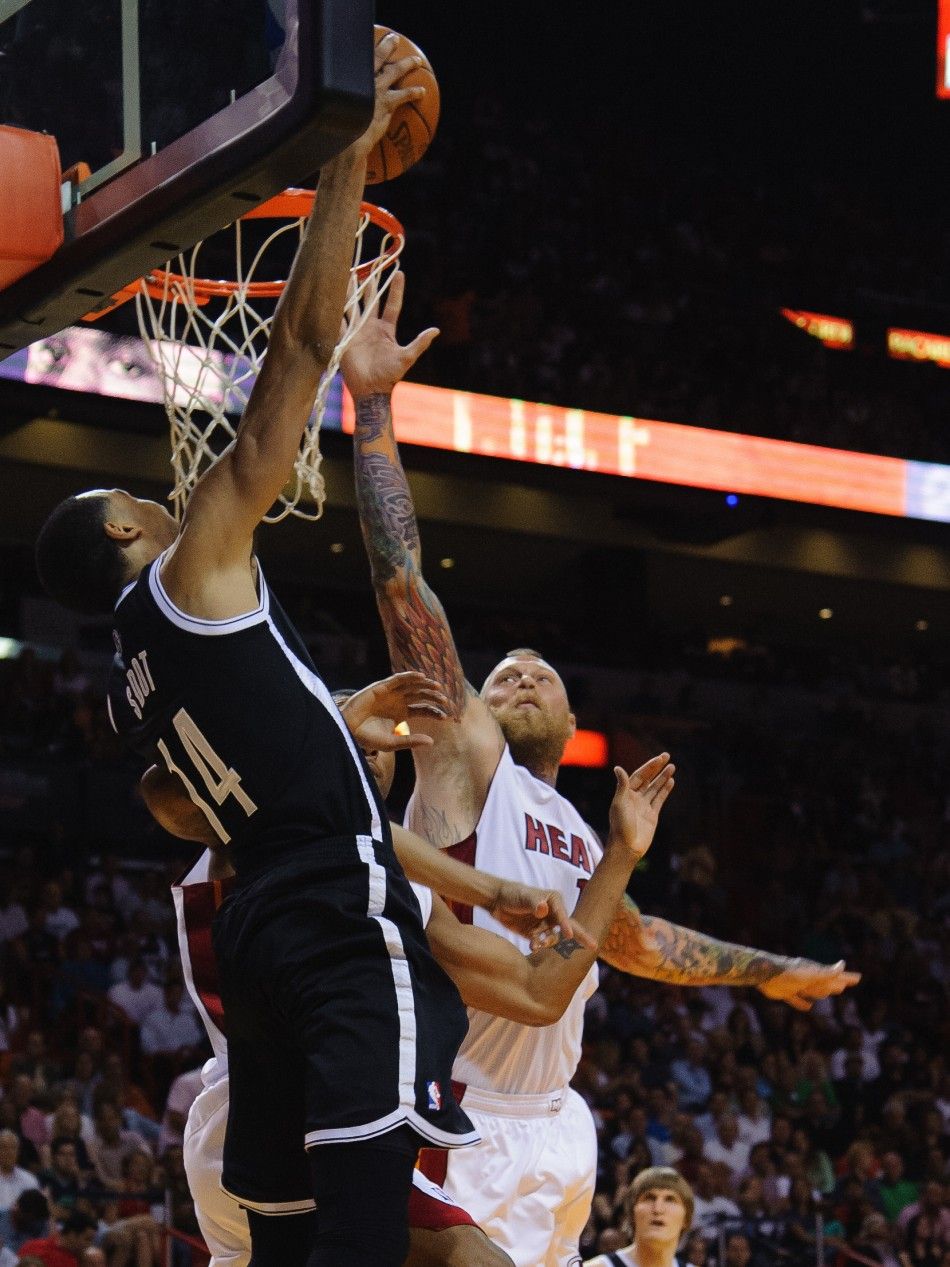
231, 835, 391, 892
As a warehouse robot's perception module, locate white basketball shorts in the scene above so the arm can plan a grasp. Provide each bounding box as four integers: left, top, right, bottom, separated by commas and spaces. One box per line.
419, 1084, 597, 1267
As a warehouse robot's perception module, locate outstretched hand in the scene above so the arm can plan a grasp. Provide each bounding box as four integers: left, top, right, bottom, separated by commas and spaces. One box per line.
341, 270, 439, 400
488, 880, 597, 953
608, 754, 675, 863
758, 959, 862, 1011
339, 671, 449, 753
352, 34, 429, 160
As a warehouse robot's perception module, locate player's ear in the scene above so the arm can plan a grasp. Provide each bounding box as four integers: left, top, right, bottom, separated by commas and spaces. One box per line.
103, 517, 143, 542
567, 712, 577, 738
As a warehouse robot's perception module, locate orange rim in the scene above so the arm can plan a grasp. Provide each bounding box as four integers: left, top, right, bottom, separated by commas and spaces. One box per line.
143, 194, 404, 302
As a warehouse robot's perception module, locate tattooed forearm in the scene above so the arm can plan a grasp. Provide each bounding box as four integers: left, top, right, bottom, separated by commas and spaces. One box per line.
353, 392, 393, 445
599, 899, 787, 986
354, 451, 419, 585
353, 392, 468, 718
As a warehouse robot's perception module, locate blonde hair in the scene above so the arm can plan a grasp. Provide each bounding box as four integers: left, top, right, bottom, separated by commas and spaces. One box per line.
628, 1166, 695, 1232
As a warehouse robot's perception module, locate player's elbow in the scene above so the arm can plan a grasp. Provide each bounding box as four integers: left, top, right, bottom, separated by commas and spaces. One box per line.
271, 310, 335, 375
520, 994, 565, 1027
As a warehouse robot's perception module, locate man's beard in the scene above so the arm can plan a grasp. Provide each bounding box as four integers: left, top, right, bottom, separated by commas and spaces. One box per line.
499, 709, 571, 776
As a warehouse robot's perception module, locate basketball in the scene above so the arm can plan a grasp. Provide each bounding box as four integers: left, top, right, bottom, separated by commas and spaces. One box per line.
366, 25, 440, 185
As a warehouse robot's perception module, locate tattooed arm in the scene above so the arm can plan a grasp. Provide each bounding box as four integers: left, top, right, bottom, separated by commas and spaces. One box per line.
600, 895, 861, 1011
343, 272, 504, 845
428, 755, 674, 1024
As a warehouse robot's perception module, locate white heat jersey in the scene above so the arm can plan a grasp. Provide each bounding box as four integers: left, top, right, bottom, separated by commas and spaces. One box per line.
406, 746, 601, 1095
172, 852, 230, 1089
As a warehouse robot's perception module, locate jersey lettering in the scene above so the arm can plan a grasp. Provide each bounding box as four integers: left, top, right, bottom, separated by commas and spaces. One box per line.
523, 813, 592, 874
124, 651, 156, 721
157, 708, 258, 844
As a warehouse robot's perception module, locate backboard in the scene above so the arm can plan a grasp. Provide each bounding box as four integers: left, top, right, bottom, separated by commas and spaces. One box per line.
0, 0, 375, 356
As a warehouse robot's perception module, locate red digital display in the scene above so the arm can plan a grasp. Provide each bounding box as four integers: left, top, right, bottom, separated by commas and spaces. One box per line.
939, 0, 950, 97
889, 327, 950, 368
341, 382, 910, 519
780, 308, 854, 349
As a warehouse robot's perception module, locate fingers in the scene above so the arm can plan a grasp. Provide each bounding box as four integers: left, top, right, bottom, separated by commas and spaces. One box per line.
389, 733, 434, 750
786, 995, 813, 1012
567, 919, 597, 952
404, 326, 440, 366
376, 53, 425, 95
650, 775, 675, 809
628, 753, 671, 790
541, 892, 574, 937
530, 927, 559, 953
382, 270, 406, 326
614, 756, 676, 805
373, 29, 399, 71
383, 83, 427, 113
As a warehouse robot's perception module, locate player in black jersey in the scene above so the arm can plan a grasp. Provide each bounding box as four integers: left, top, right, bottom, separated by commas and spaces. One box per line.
34, 38, 472, 1267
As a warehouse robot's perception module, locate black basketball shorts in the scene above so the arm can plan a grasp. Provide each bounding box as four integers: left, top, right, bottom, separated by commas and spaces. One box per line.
212, 837, 478, 1212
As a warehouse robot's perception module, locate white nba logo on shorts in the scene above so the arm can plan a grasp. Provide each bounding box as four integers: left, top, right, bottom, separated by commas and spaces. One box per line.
427, 1081, 442, 1111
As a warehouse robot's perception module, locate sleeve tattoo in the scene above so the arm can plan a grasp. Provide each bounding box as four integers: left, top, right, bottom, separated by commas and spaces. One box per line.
354, 394, 467, 719
599, 895, 786, 986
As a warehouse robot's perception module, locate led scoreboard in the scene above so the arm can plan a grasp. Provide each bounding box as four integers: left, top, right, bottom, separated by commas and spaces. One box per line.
939, 0, 950, 98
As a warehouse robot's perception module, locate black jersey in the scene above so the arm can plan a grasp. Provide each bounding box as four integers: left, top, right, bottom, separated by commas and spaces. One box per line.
108, 554, 389, 876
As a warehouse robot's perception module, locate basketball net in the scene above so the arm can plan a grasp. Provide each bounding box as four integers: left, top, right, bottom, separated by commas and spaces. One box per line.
135, 194, 404, 523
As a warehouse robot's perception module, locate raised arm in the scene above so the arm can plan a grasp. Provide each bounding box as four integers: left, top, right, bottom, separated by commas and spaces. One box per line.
344, 272, 503, 844
600, 896, 861, 1011
426, 756, 674, 1024
161, 37, 425, 616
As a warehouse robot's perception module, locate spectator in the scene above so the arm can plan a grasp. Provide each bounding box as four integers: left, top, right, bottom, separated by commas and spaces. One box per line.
39, 1137, 84, 1221
831, 1025, 881, 1082
736, 1090, 772, 1150
671, 1039, 714, 1112
0, 1131, 39, 1215
0, 1188, 49, 1257
789, 1124, 835, 1196
877, 1151, 919, 1225
85, 1101, 151, 1191
59, 1055, 100, 1121
17, 1210, 97, 1267
9, 1034, 62, 1096
83, 857, 137, 927
106, 960, 162, 1028
38, 883, 79, 944
691, 1161, 740, 1234
95, 1055, 157, 1146
683, 1229, 711, 1267
877, 1102, 918, 1161
5, 1075, 48, 1156
40, 1102, 93, 1177
898, 1182, 950, 1267
138, 982, 201, 1061
852, 1211, 903, 1267
722, 1232, 753, 1267
704, 1114, 751, 1179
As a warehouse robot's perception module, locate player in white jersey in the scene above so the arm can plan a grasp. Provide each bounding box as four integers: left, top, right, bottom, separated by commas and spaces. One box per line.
344, 272, 862, 1267
151, 677, 675, 1267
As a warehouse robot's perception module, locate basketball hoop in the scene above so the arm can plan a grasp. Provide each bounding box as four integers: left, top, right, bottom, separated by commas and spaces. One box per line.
134, 191, 405, 523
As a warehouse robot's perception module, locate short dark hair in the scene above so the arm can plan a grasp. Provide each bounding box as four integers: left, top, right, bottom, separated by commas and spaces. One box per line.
35, 493, 127, 615
62, 1210, 97, 1235
14, 1188, 49, 1219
